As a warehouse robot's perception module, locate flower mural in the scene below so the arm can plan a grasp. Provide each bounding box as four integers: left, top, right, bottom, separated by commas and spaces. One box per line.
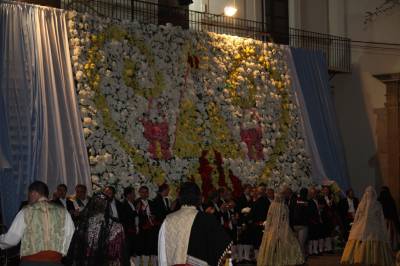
67, 11, 312, 197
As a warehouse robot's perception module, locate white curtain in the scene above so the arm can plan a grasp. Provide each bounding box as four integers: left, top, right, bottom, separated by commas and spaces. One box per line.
0, 1, 91, 225
282, 46, 329, 185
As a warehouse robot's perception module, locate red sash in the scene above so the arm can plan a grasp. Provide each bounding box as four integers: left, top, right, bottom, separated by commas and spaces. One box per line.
21, 250, 62, 263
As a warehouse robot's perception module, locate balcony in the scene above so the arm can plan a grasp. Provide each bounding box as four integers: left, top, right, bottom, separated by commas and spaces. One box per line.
61, 0, 351, 73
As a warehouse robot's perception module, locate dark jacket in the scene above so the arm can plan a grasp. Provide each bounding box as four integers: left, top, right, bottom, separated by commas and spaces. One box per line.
252, 196, 270, 224
121, 200, 139, 234
52, 198, 75, 213
338, 197, 359, 219
308, 199, 321, 225
151, 194, 171, 225
292, 198, 309, 226
235, 194, 252, 226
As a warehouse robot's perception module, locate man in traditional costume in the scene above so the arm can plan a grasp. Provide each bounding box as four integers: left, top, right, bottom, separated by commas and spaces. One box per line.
72, 184, 90, 211
152, 183, 172, 223
158, 182, 232, 266
250, 185, 270, 259
0, 181, 75, 266
235, 184, 253, 263
71, 184, 90, 223
320, 186, 337, 253
204, 189, 224, 227
121, 187, 140, 265
52, 183, 75, 214
135, 185, 158, 266
152, 183, 172, 264
291, 188, 309, 257
219, 188, 237, 261
307, 187, 324, 255
339, 188, 359, 241
341, 186, 394, 266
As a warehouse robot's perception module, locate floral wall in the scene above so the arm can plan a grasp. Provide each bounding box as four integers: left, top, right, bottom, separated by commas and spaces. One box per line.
67, 11, 312, 197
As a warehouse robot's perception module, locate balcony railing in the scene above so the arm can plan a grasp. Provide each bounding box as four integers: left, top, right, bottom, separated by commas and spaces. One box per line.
61, 0, 351, 73
289, 28, 351, 73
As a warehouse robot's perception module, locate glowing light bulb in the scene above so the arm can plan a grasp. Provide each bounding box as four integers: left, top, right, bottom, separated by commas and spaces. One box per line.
224, 5, 237, 17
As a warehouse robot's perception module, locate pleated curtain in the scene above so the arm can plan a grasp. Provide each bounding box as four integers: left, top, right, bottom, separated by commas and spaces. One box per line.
0, 1, 91, 225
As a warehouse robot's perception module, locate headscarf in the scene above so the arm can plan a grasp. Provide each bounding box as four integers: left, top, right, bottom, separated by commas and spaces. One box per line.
348, 186, 389, 242
66, 193, 127, 266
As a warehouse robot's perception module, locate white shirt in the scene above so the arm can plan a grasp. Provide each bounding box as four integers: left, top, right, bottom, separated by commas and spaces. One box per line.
347, 197, 355, 214
127, 201, 136, 212
72, 198, 89, 211
110, 199, 119, 219
59, 198, 67, 208
324, 196, 332, 207
158, 222, 167, 265
164, 197, 169, 209
0, 203, 75, 255
127, 201, 140, 233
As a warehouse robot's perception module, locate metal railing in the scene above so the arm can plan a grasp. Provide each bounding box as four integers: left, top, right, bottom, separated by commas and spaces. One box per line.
61, 0, 351, 73
289, 28, 351, 73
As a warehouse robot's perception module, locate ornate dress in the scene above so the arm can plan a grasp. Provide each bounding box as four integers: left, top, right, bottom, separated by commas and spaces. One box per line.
341, 186, 394, 266
257, 195, 304, 266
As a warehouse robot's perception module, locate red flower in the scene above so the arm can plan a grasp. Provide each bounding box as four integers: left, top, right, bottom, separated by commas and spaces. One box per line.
229, 170, 243, 198
142, 119, 171, 160
198, 150, 214, 198
240, 126, 264, 160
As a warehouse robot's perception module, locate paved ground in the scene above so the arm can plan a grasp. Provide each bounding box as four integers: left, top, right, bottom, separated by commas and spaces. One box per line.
237, 253, 342, 266
307, 253, 341, 266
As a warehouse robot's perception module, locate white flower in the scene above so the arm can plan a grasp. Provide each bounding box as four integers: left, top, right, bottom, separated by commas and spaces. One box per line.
83, 117, 92, 126
68, 12, 311, 195
91, 175, 100, 184
76, 70, 84, 81
83, 128, 92, 137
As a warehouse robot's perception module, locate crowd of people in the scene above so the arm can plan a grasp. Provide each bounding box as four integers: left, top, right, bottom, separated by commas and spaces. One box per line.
0, 180, 400, 266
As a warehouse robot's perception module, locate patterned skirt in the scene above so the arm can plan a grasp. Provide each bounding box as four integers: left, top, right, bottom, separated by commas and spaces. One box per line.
341, 240, 394, 266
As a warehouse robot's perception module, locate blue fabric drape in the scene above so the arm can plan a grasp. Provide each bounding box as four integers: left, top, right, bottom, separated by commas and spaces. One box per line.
283, 46, 329, 186
0, 2, 92, 226
291, 47, 350, 189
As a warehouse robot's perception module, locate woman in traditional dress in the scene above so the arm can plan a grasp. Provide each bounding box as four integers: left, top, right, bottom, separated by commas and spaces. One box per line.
341, 186, 394, 266
66, 193, 129, 266
378, 186, 400, 251
257, 193, 304, 266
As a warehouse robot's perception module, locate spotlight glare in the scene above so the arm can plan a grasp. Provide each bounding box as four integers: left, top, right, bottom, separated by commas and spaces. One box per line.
224, 6, 237, 17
